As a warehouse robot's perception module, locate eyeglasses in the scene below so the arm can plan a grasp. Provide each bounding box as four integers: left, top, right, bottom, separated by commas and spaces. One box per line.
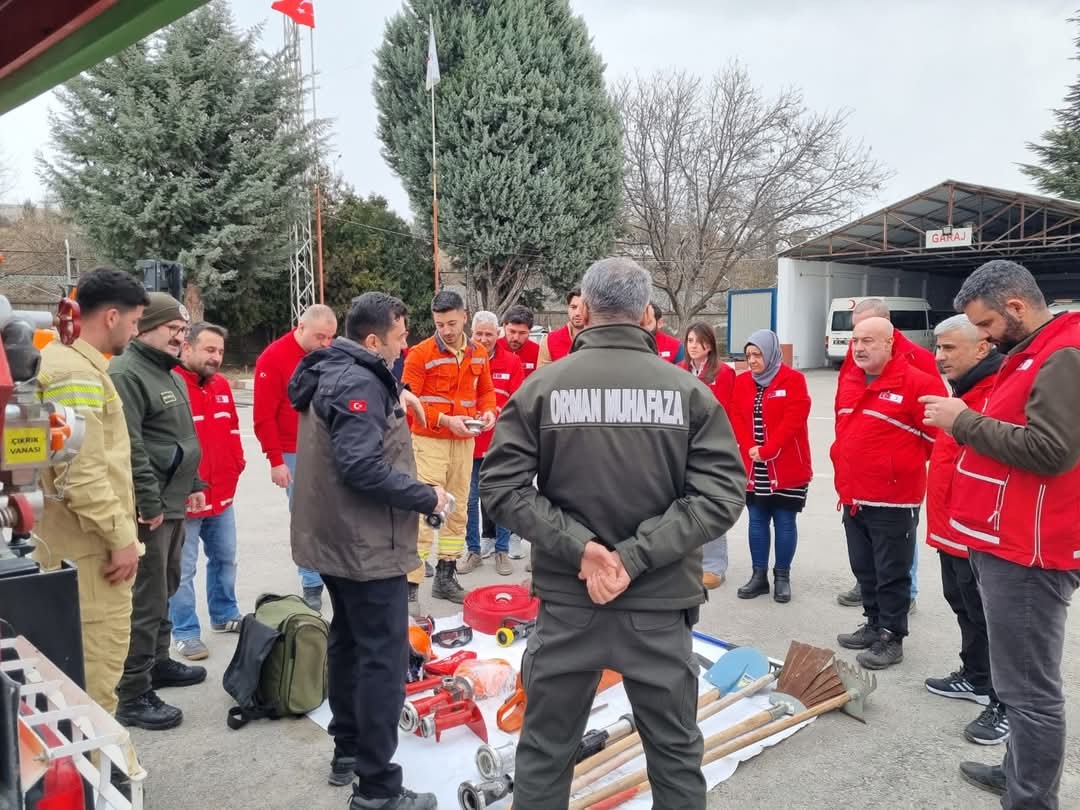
167, 324, 190, 338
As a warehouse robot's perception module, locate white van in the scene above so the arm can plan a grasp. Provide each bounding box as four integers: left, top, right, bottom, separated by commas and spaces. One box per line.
826, 296, 933, 366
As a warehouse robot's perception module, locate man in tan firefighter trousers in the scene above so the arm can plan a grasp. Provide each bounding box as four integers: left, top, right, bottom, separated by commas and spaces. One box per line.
35, 268, 149, 714
402, 291, 496, 604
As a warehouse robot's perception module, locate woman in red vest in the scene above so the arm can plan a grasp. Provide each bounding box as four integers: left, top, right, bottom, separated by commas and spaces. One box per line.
730, 329, 812, 603
680, 323, 736, 588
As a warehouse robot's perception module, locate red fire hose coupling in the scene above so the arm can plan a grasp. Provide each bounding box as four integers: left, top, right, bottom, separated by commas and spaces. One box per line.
415, 698, 487, 743
400, 677, 473, 733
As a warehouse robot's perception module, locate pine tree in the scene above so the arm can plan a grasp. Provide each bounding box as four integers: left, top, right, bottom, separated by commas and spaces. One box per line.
40, 1, 315, 332
1022, 17, 1080, 199
374, 0, 623, 314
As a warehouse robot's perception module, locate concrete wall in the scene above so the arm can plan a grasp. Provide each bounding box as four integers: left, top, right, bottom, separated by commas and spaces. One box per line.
777, 258, 932, 369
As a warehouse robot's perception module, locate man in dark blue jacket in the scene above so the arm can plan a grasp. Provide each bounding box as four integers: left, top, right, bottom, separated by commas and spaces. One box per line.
289, 292, 447, 810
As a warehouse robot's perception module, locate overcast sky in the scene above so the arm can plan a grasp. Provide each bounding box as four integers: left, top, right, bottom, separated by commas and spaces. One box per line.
1, 0, 1077, 219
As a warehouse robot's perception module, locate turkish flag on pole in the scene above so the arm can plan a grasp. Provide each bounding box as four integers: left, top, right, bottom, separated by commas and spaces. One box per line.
271, 0, 315, 28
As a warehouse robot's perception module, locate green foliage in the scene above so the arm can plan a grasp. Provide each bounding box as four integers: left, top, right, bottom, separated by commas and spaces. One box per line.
322, 189, 436, 339
374, 0, 622, 313
40, 1, 315, 333
1022, 17, 1080, 199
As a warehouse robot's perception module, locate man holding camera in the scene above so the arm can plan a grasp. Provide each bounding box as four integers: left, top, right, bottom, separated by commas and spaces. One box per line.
402, 291, 496, 604
290, 293, 445, 810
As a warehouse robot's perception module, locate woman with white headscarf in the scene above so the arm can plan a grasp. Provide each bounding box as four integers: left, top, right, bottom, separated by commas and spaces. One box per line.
730, 329, 812, 602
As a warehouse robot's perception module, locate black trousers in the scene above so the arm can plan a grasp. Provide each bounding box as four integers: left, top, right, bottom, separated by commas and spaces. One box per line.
117, 518, 185, 700
323, 573, 409, 799
938, 551, 995, 700
843, 505, 915, 638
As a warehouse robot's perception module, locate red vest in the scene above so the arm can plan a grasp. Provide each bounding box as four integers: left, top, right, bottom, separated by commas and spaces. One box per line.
547, 325, 574, 362
948, 313, 1080, 570
654, 331, 682, 364
731, 365, 813, 492
497, 336, 539, 377
678, 360, 735, 412
474, 346, 524, 458
925, 371, 999, 559
831, 356, 946, 508
176, 367, 246, 517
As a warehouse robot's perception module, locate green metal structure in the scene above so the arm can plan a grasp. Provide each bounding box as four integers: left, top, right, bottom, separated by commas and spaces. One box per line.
0, 0, 211, 117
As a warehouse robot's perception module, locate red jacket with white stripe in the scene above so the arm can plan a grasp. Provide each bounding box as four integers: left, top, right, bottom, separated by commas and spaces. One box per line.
731, 365, 813, 492
677, 360, 736, 412
831, 356, 946, 508
925, 361, 1000, 559
948, 313, 1080, 570
474, 345, 524, 458
836, 328, 937, 411
177, 367, 245, 517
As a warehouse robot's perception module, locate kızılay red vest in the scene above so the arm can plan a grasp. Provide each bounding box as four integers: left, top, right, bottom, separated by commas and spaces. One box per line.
474, 346, 524, 458
948, 313, 1080, 570
925, 371, 998, 559
547, 325, 574, 362
498, 336, 539, 377
176, 367, 246, 517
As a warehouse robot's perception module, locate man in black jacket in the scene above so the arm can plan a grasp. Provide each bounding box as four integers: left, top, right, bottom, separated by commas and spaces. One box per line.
289, 292, 446, 810
480, 257, 746, 810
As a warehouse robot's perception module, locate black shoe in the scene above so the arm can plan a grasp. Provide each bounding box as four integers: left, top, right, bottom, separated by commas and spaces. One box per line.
837, 623, 878, 650
110, 764, 132, 801
115, 690, 183, 731
431, 559, 466, 604
350, 786, 437, 809
151, 657, 207, 689
772, 568, 791, 603
408, 583, 419, 603
856, 629, 903, 670
303, 585, 323, 612
837, 582, 862, 607
737, 568, 770, 599
925, 670, 991, 705
329, 755, 356, 787
964, 701, 1009, 746
959, 761, 1006, 796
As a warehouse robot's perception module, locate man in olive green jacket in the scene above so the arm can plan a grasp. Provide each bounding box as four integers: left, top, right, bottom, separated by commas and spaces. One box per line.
480, 258, 746, 810
110, 292, 207, 731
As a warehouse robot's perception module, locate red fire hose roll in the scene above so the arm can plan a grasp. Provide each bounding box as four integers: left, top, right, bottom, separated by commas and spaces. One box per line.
463, 585, 539, 635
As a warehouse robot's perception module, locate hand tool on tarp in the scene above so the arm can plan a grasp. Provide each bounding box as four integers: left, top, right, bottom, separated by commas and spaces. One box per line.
416, 698, 488, 743
571, 643, 878, 810
400, 676, 474, 733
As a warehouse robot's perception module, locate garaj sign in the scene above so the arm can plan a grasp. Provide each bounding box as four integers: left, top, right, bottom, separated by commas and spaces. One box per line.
925, 227, 973, 248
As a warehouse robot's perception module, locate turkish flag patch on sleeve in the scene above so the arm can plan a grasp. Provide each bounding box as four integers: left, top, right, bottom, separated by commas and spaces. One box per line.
349, 400, 367, 413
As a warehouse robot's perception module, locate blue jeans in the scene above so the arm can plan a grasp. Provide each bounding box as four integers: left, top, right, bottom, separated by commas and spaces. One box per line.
702, 535, 728, 575
285, 452, 323, 589
747, 501, 798, 569
169, 507, 241, 641
466, 458, 509, 554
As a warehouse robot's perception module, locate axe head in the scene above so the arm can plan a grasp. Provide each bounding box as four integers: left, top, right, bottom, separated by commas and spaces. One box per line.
836, 659, 877, 722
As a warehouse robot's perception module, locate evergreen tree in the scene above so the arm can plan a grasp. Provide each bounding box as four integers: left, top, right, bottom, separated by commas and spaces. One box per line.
322, 190, 436, 339
1022, 17, 1080, 199
40, 1, 315, 332
374, 0, 623, 314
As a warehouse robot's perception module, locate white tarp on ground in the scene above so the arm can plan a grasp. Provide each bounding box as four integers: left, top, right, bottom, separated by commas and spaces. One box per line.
309, 616, 812, 809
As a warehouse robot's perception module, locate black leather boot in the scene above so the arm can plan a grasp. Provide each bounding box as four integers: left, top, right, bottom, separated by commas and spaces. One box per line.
431, 559, 466, 603
773, 568, 791, 603
737, 567, 770, 599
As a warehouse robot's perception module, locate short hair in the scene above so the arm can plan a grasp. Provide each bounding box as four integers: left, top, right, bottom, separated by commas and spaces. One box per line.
580, 257, 651, 324
471, 310, 499, 330
934, 314, 981, 340
566, 288, 582, 305
649, 301, 663, 322
954, 259, 1046, 313
853, 298, 890, 319
347, 292, 408, 343
75, 267, 150, 316
188, 322, 228, 345
300, 303, 336, 325
431, 290, 465, 314
502, 304, 535, 329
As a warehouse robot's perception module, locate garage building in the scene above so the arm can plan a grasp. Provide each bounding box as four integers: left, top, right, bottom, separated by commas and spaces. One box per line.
777, 179, 1080, 369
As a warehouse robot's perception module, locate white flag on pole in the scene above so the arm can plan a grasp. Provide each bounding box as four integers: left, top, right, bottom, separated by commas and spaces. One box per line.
425, 16, 441, 90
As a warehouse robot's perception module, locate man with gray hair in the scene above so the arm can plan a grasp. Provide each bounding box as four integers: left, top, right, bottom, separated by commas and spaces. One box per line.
480, 257, 746, 809
922, 260, 1080, 806
922, 314, 1008, 746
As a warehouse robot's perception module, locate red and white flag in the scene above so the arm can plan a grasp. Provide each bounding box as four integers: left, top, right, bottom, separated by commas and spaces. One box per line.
425, 16, 441, 91
271, 0, 315, 28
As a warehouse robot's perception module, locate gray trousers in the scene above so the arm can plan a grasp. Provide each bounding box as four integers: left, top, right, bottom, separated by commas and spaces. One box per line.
970, 550, 1079, 809
515, 601, 705, 810
117, 519, 185, 700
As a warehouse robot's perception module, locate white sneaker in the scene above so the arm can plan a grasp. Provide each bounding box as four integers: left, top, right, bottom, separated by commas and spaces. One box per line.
479, 537, 496, 558
508, 535, 527, 560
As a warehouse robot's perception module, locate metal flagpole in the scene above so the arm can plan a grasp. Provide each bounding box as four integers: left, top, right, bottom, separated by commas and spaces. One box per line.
431, 80, 439, 291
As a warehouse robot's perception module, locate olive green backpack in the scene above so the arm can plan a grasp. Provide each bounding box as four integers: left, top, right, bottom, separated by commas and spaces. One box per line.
224, 593, 328, 729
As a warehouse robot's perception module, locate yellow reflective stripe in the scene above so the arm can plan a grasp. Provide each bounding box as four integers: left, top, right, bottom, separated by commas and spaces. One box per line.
45, 395, 104, 411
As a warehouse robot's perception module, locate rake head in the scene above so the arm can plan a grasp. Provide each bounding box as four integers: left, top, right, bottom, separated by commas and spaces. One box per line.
835, 658, 877, 722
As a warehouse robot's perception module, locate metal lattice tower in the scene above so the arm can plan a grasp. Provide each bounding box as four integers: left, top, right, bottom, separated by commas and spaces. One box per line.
283, 18, 316, 324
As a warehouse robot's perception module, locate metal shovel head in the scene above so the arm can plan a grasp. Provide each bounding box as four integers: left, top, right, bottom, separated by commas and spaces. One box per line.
704, 647, 770, 694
